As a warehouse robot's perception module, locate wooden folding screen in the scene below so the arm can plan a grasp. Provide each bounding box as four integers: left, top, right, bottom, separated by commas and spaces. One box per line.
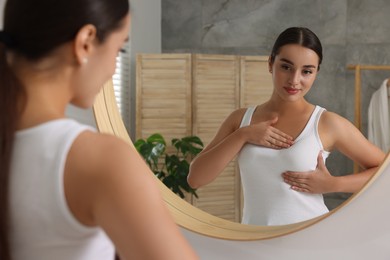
136, 54, 192, 142
240, 56, 273, 107
136, 53, 272, 222
191, 54, 241, 221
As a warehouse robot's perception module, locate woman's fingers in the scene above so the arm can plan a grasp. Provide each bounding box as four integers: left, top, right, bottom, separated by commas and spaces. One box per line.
271, 128, 294, 144
272, 127, 294, 141
291, 185, 310, 193
267, 138, 283, 149
283, 173, 312, 193
269, 132, 294, 148
250, 121, 294, 149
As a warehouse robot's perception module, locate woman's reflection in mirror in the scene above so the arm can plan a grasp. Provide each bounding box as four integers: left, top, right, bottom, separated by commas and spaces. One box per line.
0, 0, 198, 259
187, 27, 385, 226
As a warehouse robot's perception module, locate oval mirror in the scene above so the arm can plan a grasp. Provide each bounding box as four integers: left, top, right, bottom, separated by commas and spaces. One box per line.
92, 80, 390, 241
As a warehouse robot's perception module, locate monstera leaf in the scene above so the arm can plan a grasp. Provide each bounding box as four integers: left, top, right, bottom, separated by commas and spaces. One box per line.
135, 133, 203, 198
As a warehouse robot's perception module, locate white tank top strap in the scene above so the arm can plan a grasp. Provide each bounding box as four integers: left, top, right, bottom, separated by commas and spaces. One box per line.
313, 106, 330, 155
239, 106, 257, 128
314, 106, 326, 129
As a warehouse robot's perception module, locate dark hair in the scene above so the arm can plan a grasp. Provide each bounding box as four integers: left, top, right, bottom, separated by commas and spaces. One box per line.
0, 0, 129, 259
269, 27, 323, 70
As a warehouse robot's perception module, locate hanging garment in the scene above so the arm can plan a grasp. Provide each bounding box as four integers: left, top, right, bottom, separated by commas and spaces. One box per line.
368, 79, 390, 152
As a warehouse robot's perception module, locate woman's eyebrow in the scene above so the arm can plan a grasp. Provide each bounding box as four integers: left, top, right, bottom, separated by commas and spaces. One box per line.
280, 58, 294, 65
280, 58, 317, 69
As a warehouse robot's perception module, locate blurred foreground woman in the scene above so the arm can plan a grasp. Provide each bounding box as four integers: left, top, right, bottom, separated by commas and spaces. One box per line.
0, 0, 198, 259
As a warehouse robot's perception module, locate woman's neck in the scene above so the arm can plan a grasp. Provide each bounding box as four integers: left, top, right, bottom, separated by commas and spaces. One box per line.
265, 97, 312, 115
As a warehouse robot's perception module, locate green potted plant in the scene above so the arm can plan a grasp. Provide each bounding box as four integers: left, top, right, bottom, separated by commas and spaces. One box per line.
134, 133, 204, 199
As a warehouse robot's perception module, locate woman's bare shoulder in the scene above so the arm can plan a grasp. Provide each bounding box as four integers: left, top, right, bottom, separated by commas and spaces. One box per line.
320, 110, 354, 131
64, 131, 198, 259
229, 107, 248, 118
318, 110, 354, 150
224, 107, 250, 127
67, 131, 147, 182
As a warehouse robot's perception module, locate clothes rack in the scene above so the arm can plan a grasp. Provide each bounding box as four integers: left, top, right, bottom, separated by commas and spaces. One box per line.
347, 64, 390, 172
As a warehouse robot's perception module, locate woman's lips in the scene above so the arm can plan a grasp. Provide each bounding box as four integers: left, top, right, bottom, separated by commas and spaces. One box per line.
284, 87, 300, 95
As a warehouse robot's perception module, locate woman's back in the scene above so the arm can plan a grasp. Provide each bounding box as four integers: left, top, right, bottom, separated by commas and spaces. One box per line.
9, 119, 114, 260
1, 0, 198, 259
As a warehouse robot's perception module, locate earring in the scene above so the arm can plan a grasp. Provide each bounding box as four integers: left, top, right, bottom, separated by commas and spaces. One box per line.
82, 57, 88, 64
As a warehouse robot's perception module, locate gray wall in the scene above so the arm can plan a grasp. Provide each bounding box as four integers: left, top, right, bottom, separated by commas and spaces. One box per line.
0, 0, 4, 28
162, 0, 390, 207
128, 0, 161, 139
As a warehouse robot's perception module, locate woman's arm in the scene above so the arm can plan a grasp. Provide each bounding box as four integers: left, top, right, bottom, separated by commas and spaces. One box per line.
282, 111, 386, 194
188, 108, 293, 189
187, 109, 246, 189
64, 132, 198, 260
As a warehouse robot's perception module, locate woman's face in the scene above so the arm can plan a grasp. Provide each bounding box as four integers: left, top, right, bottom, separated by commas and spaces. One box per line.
269, 44, 319, 102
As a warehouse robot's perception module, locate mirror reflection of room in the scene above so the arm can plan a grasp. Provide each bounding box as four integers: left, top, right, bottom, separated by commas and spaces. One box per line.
96, 1, 390, 225
185, 27, 385, 226
127, 1, 389, 225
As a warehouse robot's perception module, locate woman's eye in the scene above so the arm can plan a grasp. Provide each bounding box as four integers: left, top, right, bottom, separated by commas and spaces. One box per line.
119, 48, 127, 54
303, 70, 312, 75
281, 64, 290, 70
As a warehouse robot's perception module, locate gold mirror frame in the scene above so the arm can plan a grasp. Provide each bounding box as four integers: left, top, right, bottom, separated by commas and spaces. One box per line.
92, 80, 388, 240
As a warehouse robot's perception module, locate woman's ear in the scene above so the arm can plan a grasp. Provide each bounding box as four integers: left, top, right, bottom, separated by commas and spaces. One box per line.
73, 24, 97, 65
268, 56, 273, 73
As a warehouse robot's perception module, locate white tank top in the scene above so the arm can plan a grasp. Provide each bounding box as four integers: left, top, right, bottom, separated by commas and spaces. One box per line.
238, 106, 330, 226
9, 119, 115, 260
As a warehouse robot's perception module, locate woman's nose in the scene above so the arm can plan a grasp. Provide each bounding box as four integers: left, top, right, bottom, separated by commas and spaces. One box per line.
288, 71, 300, 86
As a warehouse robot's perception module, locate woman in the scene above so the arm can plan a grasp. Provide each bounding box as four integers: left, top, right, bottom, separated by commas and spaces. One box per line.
187, 27, 385, 226
0, 0, 197, 259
